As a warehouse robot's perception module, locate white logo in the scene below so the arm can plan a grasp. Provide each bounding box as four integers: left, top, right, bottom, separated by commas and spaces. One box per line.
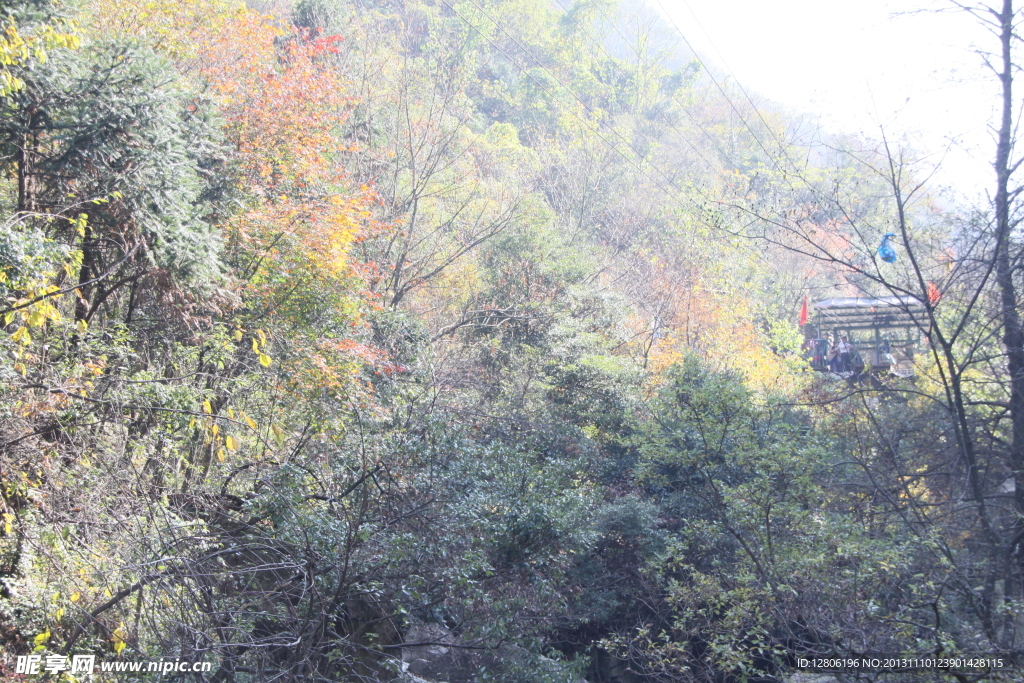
71, 654, 96, 674
15, 655, 41, 674
15, 654, 95, 675
44, 654, 69, 674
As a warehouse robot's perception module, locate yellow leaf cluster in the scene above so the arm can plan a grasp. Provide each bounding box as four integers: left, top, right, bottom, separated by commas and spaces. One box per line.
87, 0, 248, 62
1, 20, 80, 96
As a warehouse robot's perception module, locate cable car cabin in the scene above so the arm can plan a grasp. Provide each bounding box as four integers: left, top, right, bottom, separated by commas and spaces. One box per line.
803, 296, 926, 377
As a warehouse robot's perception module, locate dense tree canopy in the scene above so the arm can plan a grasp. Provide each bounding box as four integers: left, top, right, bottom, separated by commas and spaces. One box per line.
1, 0, 1023, 681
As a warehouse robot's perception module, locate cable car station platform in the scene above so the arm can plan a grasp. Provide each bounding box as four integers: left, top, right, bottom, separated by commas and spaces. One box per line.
803, 296, 926, 377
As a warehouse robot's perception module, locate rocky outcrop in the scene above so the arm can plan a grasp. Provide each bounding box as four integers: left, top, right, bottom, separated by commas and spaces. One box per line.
785, 674, 840, 683
397, 623, 588, 683
396, 674, 433, 683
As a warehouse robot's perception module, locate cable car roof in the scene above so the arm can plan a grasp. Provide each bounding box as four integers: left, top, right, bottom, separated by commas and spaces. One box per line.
811, 296, 927, 332
813, 296, 924, 310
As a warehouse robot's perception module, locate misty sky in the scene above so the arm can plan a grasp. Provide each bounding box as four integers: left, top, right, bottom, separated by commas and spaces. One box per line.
652, 0, 999, 197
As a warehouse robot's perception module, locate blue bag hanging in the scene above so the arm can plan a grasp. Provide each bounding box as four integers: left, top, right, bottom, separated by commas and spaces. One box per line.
878, 232, 897, 263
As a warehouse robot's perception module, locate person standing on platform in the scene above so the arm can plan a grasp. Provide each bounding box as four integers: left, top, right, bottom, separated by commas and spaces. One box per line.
828, 333, 840, 373
837, 333, 852, 373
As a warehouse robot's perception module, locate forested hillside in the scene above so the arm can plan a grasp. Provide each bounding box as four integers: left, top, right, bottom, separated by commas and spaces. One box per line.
2, 0, 1023, 681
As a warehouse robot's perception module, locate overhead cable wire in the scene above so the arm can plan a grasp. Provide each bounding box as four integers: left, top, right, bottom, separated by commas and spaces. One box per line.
597, 1, 890, 279
673, 0, 808, 171
439, 0, 707, 215
435, 1, 904, 313
648, 0, 817, 185
442, 0, 822, 283
541, 0, 827, 240
437, 0, 833, 285
548, 0, 734, 170
543, 0, 821, 273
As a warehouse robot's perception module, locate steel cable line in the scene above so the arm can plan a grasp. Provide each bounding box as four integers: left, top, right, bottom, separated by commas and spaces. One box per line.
455, 0, 826, 235
455, 2, 826, 314
547, 0, 737, 171
541, 0, 785, 269
434, 0, 787, 322
511, 1, 846, 309
648, 0, 799, 176
647, 0, 916, 278
673, 0, 811, 170
436, 0, 847, 309
439, 0, 709, 215
463, 1, 918, 316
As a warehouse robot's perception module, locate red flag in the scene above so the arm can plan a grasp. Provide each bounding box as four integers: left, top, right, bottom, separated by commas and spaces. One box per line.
799, 294, 809, 326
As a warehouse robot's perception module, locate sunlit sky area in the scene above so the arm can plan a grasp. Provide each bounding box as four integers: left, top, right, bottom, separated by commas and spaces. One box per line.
649, 0, 999, 199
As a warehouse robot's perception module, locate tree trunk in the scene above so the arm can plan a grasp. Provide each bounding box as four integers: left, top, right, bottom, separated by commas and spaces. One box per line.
992, 0, 1024, 646
17, 126, 34, 214
75, 226, 94, 324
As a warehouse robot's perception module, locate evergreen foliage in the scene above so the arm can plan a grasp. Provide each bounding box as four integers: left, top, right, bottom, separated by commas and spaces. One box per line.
1, 0, 1022, 681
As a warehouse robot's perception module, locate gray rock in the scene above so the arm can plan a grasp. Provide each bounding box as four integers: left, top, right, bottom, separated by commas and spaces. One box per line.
397, 622, 588, 683
401, 623, 454, 665
395, 672, 434, 683
786, 673, 840, 683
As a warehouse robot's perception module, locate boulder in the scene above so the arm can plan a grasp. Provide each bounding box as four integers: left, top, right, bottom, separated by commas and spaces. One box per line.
786, 674, 840, 683
398, 623, 588, 683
